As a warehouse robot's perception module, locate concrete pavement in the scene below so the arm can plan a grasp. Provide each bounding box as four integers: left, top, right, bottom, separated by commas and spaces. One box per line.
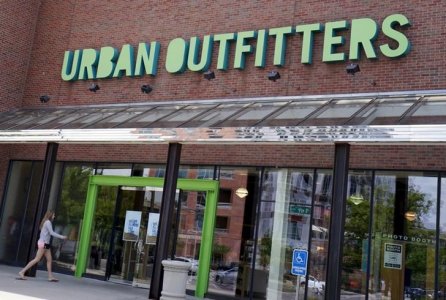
0, 265, 200, 300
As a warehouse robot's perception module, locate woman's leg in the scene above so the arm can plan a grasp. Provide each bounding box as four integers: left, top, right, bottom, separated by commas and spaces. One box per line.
18, 248, 45, 278
43, 249, 56, 280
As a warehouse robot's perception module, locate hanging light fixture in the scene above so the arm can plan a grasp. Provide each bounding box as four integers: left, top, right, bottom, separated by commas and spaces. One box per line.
235, 187, 248, 198
404, 211, 417, 221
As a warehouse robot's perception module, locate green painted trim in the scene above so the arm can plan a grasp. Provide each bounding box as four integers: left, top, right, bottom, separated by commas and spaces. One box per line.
75, 178, 98, 277
195, 188, 219, 297
75, 175, 219, 298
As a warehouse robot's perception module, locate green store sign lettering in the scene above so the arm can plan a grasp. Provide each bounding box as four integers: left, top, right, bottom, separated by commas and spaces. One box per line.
61, 13, 410, 81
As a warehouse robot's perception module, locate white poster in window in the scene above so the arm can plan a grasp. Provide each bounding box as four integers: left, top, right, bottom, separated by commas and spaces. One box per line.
123, 211, 141, 241
146, 213, 160, 244
383, 243, 402, 269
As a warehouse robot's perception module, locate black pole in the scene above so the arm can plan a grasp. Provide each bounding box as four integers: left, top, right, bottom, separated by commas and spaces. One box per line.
25, 142, 59, 277
325, 143, 350, 300
149, 143, 182, 299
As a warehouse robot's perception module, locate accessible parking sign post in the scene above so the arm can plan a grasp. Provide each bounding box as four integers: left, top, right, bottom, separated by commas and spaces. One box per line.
291, 249, 308, 300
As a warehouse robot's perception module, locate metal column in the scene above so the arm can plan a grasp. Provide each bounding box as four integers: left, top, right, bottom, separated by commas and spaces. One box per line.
325, 143, 350, 299
149, 143, 182, 299
25, 142, 59, 277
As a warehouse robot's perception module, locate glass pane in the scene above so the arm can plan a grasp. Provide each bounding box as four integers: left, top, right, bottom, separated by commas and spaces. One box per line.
95, 163, 132, 176
52, 164, 94, 273
0, 162, 42, 264
302, 99, 372, 126
404, 95, 446, 124
149, 104, 217, 128
218, 102, 288, 127
181, 103, 248, 128
261, 100, 328, 126
86, 186, 118, 278
114, 105, 185, 128
60, 108, 125, 129
205, 167, 260, 298
354, 97, 418, 125
341, 171, 373, 299
34, 108, 93, 129
439, 177, 446, 299
255, 169, 319, 299
84, 107, 150, 129
370, 172, 437, 300
308, 170, 332, 299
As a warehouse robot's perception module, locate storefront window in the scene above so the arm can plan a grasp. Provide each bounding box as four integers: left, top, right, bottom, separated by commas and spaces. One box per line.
307, 170, 332, 299
0, 161, 43, 265
256, 169, 316, 299
370, 172, 437, 299
341, 171, 373, 299
206, 167, 260, 298
439, 177, 446, 298
52, 163, 94, 273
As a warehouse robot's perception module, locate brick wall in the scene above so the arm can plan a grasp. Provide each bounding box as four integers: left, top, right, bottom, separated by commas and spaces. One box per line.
20, 0, 446, 108
4, 143, 446, 172
0, 0, 40, 111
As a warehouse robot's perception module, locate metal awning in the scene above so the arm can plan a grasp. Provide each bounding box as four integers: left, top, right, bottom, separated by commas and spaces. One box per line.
1, 90, 446, 144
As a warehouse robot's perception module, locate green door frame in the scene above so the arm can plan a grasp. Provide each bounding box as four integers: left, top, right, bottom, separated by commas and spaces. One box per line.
74, 175, 219, 298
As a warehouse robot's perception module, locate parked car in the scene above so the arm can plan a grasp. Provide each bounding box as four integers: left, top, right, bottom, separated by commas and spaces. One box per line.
174, 256, 199, 275
215, 267, 238, 285
299, 275, 325, 294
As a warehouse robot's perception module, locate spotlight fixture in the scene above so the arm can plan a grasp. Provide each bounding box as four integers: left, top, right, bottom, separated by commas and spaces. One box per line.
39, 95, 50, 103
141, 84, 153, 94
346, 63, 360, 75
203, 70, 215, 80
89, 83, 100, 92
267, 70, 281, 81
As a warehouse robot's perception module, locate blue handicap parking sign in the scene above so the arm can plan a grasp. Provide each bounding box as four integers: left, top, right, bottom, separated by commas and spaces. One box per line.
291, 249, 308, 276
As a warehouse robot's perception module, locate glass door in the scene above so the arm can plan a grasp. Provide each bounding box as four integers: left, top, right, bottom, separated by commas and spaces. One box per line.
107, 186, 163, 287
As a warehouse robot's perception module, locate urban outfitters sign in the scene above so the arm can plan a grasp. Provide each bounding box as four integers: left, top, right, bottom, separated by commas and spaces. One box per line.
61, 13, 410, 81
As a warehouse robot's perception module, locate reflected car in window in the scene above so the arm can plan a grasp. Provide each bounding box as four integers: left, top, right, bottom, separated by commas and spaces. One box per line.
299, 275, 325, 294
215, 267, 238, 285
174, 256, 199, 275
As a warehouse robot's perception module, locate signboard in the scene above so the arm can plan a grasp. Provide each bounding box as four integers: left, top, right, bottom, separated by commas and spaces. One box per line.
146, 212, 160, 244
291, 249, 308, 276
383, 243, 402, 269
123, 210, 141, 241
289, 204, 311, 215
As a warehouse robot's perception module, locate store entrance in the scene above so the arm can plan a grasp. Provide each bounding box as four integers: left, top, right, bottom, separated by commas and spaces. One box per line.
75, 175, 220, 298
85, 186, 178, 287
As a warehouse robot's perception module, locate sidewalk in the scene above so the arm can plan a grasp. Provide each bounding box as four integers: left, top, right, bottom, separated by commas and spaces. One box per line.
0, 265, 200, 300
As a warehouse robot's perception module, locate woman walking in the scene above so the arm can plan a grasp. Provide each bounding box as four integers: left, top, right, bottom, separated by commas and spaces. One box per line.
17, 210, 66, 281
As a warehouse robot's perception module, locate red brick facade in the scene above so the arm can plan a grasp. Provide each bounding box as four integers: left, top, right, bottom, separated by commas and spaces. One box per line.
1, 1, 446, 194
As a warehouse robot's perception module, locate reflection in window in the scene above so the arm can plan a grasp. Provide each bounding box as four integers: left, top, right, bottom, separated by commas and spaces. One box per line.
440, 178, 446, 298
257, 169, 320, 299
341, 171, 372, 299
370, 172, 437, 300
53, 164, 94, 272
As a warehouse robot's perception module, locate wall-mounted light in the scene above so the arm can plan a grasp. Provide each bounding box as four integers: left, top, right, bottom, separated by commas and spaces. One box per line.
203, 70, 215, 80
89, 83, 100, 92
39, 95, 50, 103
141, 84, 153, 94
346, 63, 360, 75
404, 211, 417, 221
267, 70, 281, 81
235, 187, 248, 198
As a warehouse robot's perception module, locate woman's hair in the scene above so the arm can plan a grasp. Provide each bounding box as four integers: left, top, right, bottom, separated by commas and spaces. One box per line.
39, 210, 55, 229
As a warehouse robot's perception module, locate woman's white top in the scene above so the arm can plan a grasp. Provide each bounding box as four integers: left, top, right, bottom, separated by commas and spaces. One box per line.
39, 220, 64, 244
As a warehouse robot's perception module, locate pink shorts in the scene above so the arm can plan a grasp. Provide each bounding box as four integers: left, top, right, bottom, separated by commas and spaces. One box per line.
37, 241, 51, 249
